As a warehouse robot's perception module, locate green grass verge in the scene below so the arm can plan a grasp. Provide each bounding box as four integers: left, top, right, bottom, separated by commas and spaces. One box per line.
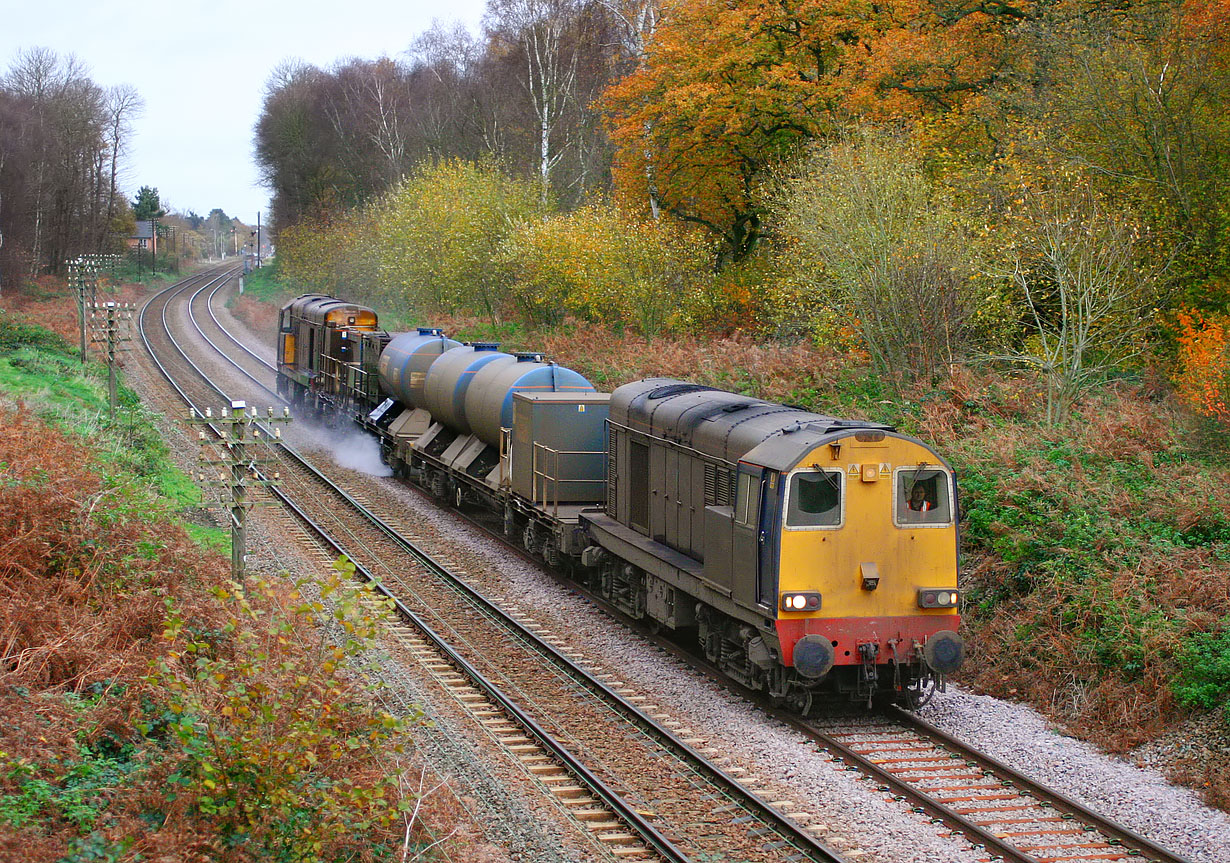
0, 310, 218, 548
236, 260, 298, 307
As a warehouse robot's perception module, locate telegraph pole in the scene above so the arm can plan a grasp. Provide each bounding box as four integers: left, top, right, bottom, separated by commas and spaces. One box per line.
70, 259, 85, 363
70, 256, 101, 364
188, 401, 291, 582
88, 302, 134, 420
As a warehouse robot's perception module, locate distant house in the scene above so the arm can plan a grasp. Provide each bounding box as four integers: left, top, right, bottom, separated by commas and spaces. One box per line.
127, 220, 158, 254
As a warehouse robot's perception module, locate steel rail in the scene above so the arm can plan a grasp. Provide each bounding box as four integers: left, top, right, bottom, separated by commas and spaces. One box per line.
183, 278, 283, 403
887, 706, 1195, 863
135, 273, 783, 863
264, 477, 694, 863
203, 279, 278, 373
139, 268, 239, 408
272, 441, 846, 863
810, 722, 1038, 863
143, 276, 698, 863
179, 277, 849, 863
443, 503, 1195, 863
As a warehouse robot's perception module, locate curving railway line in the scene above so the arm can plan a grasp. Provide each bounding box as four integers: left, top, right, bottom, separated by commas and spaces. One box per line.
137, 271, 849, 863
133, 270, 1201, 863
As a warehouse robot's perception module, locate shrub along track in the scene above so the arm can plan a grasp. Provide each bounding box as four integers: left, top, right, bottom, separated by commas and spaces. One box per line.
137, 273, 852, 863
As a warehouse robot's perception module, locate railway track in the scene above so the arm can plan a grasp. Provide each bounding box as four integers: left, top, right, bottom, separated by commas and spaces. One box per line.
803, 709, 1194, 863
136, 273, 1203, 863
137, 266, 242, 416
430, 473, 1201, 863
478, 524, 1200, 863
185, 276, 282, 393
446, 507, 1200, 863
136, 273, 851, 863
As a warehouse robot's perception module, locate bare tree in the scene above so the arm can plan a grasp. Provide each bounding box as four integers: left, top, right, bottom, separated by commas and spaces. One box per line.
321, 59, 414, 193
1001, 184, 1169, 424
598, 0, 661, 214
487, 0, 582, 206
408, 23, 489, 159
779, 132, 987, 387
102, 85, 143, 245
2, 49, 127, 276
598, 0, 657, 60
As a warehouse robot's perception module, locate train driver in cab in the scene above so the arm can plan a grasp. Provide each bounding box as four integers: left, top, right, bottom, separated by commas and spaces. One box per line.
908, 483, 933, 513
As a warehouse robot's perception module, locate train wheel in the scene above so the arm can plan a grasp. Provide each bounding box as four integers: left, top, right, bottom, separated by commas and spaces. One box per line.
453, 483, 464, 509
542, 536, 561, 568
430, 471, 449, 501
522, 522, 542, 556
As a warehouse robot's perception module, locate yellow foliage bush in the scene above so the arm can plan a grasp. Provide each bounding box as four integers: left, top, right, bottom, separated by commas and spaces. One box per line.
502, 202, 714, 338
374, 159, 543, 325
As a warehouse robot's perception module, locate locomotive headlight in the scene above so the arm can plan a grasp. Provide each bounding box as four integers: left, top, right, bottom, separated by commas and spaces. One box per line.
918, 589, 959, 608
781, 593, 822, 612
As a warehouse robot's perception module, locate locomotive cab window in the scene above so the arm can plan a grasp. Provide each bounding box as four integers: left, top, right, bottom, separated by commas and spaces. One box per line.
785, 469, 843, 529
735, 470, 761, 527
895, 467, 953, 527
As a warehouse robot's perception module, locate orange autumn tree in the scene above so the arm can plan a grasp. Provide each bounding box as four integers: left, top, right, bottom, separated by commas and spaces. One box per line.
602, 0, 1036, 263
1175, 308, 1230, 423
603, 0, 866, 262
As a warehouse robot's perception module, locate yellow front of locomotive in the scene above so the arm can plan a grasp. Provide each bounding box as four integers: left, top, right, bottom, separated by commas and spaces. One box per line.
772, 430, 962, 694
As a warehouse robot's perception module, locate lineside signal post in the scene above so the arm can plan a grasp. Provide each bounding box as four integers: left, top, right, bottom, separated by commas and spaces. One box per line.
188, 401, 292, 581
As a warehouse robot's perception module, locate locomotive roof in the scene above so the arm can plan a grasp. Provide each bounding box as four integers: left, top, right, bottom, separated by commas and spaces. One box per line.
610, 378, 944, 471
283, 293, 379, 327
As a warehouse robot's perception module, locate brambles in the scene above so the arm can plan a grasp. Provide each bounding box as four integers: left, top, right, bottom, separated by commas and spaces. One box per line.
375, 159, 544, 326
1172, 623, 1230, 720
502, 202, 713, 337
775, 132, 998, 388
0, 319, 435, 860
148, 573, 417, 859
996, 180, 1168, 424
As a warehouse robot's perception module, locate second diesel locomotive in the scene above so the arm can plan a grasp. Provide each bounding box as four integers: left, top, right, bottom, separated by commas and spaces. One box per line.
276, 293, 963, 710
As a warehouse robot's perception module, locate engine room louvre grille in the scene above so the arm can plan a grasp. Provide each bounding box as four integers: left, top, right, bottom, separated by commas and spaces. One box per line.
717, 467, 733, 506
606, 433, 618, 517
648, 383, 714, 400
704, 464, 734, 507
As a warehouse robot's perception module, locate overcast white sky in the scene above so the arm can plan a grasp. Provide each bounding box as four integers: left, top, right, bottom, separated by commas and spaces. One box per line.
2, 0, 487, 224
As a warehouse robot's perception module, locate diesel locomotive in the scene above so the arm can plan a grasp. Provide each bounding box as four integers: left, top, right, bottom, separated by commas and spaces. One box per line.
276, 293, 963, 711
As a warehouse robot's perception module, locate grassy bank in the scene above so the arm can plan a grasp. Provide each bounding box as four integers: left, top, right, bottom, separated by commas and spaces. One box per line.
234, 277, 1230, 808
0, 305, 440, 859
